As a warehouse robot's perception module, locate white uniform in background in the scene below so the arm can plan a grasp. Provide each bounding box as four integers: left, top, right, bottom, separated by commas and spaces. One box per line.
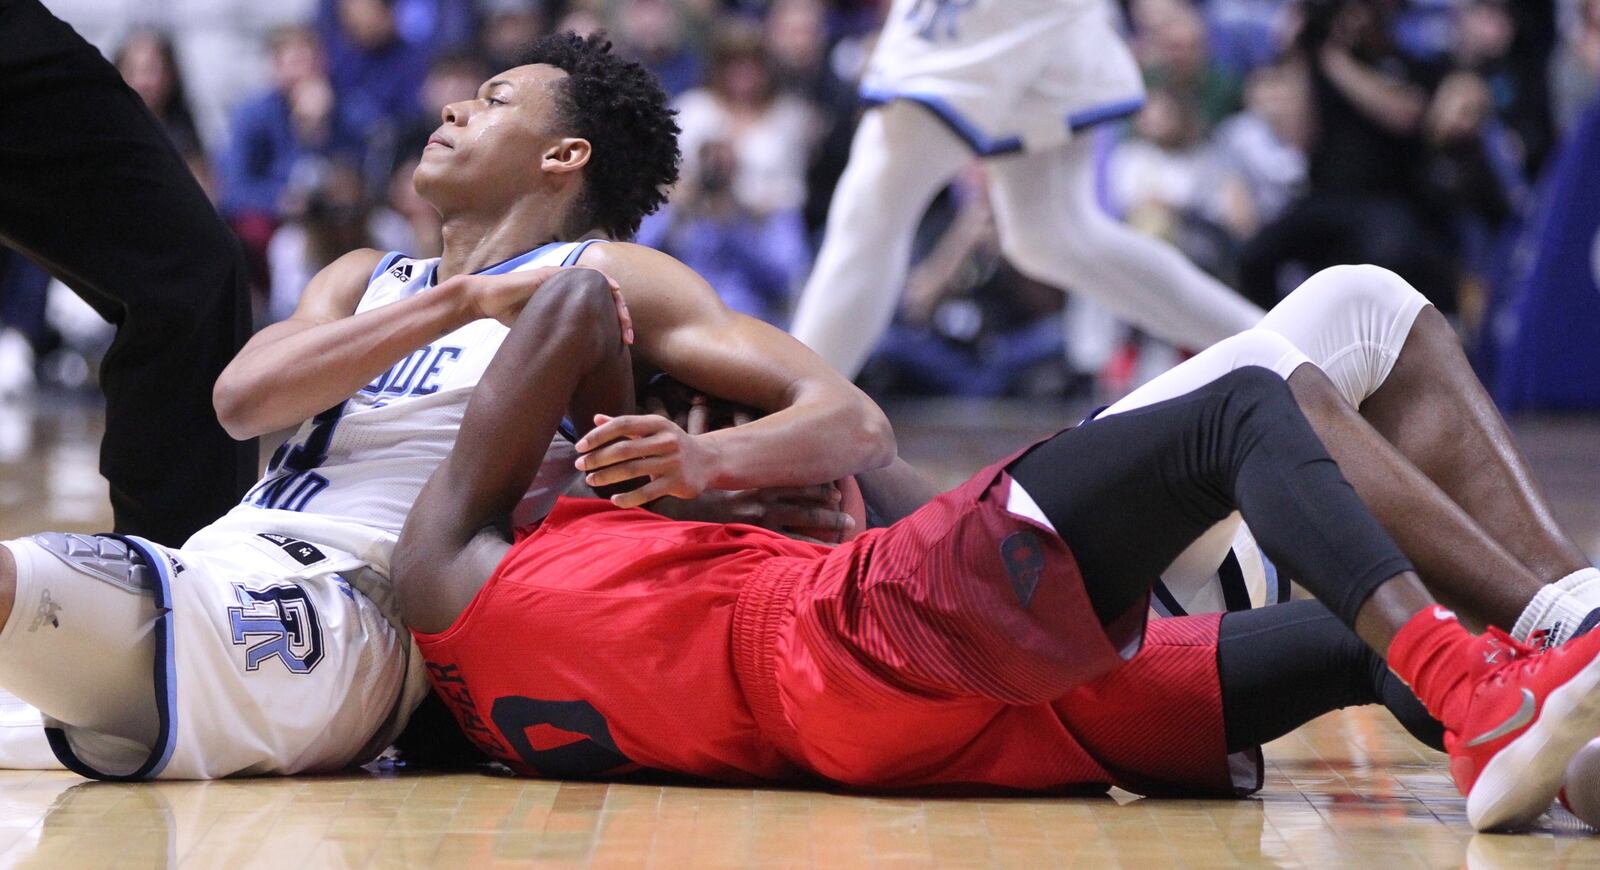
791, 0, 1264, 381
0, 240, 602, 779
861, 0, 1144, 156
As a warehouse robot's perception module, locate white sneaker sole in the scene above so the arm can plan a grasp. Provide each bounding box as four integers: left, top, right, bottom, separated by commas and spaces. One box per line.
1468, 649, 1600, 831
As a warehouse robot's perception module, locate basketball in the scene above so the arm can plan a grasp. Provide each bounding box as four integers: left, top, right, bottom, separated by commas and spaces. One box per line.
1563, 738, 1600, 828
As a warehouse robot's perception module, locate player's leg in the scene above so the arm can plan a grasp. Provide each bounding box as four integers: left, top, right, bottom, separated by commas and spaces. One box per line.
1053, 601, 1441, 799
1091, 329, 1549, 624
1246, 267, 1594, 634
394, 269, 632, 634
0, 535, 161, 752
0, 0, 255, 546
1256, 266, 1589, 584
1007, 362, 1600, 829
985, 138, 1265, 351
788, 101, 973, 377
1216, 599, 1442, 753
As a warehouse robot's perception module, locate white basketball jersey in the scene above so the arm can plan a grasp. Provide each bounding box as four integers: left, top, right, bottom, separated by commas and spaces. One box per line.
198, 240, 601, 574
870, 0, 1085, 81
863, 0, 1143, 155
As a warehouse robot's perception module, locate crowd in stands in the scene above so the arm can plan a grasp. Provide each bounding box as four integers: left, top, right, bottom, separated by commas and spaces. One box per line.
1, 0, 1596, 402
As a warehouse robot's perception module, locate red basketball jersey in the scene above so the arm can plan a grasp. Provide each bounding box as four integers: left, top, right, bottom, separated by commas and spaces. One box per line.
414, 497, 817, 782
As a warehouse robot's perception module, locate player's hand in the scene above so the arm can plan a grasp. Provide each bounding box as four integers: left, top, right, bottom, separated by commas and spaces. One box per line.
465, 267, 633, 343
575, 413, 721, 507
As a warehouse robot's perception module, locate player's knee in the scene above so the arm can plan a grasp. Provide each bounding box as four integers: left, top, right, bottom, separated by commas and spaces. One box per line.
998, 224, 1081, 285
1213, 365, 1296, 413
1214, 329, 1302, 374
1294, 264, 1425, 321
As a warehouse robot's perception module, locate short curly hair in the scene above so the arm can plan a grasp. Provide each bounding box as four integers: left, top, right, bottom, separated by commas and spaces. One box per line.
518, 32, 680, 239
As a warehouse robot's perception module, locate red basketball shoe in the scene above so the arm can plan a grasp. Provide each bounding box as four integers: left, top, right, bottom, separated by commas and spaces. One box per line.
1445, 626, 1600, 831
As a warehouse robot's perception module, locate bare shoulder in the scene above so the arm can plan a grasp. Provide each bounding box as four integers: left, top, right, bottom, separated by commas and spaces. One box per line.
295, 247, 389, 322
575, 242, 723, 315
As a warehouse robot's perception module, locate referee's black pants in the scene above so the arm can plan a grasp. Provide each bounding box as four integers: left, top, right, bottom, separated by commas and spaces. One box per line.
0, 0, 256, 545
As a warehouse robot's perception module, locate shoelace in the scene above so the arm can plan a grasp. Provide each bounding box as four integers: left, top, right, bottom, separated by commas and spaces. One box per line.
1482, 627, 1540, 686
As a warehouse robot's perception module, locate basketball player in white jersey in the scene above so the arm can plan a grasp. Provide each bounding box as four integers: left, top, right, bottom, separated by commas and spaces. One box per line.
0, 32, 892, 780
789, 0, 1267, 378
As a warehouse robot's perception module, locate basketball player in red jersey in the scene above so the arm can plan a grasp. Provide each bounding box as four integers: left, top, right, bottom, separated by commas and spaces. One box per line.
392, 262, 1600, 832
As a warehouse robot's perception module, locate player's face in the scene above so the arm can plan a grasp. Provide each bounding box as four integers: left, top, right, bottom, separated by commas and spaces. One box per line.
412, 64, 573, 210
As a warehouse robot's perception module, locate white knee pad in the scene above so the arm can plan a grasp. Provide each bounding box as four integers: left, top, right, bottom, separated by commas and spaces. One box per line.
0, 537, 159, 746
1258, 264, 1431, 407
1101, 329, 1311, 417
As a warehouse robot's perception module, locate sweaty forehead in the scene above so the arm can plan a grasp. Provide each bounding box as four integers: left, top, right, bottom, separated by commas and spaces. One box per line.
489, 64, 569, 92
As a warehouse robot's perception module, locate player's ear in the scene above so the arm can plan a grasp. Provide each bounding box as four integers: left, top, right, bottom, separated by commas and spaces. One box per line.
541, 137, 591, 176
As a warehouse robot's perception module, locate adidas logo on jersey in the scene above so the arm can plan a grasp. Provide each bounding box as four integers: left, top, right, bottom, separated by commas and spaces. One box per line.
390, 262, 414, 282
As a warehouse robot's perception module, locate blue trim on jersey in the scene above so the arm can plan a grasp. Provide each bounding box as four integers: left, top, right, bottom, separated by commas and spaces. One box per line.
425, 241, 569, 287
557, 417, 579, 443
369, 251, 405, 286
44, 534, 177, 781
480, 241, 567, 276
561, 239, 605, 266
859, 87, 1024, 156
1067, 98, 1145, 133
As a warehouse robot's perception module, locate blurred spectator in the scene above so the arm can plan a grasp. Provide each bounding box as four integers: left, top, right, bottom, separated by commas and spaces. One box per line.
115, 29, 220, 201
266, 163, 410, 323
1239, 0, 1458, 312
1211, 60, 1311, 239
220, 25, 363, 292
320, 0, 430, 135
480, 0, 549, 74
863, 167, 1070, 398
1199, 0, 1294, 76
0, 249, 48, 398
1105, 87, 1243, 280
1133, 0, 1244, 130
556, 6, 606, 37
1108, 89, 1225, 229
1454, 0, 1555, 178
638, 140, 811, 325
114, 30, 204, 158
765, 0, 860, 238
616, 0, 704, 96
1417, 68, 1520, 301
391, 0, 476, 54
766, 0, 850, 107
676, 24, 819, 215
1553, 0, 1600, 130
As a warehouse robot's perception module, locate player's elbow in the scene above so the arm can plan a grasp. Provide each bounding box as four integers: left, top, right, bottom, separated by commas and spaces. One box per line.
213, 372, 266, 441
849, 396, 897, 471
213, 362, 296, 441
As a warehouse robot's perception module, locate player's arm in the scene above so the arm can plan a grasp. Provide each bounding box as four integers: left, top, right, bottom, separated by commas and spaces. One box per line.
212, 252, 591, 439
394, 268, 629, 634
855, 458, 941, 525
573, 243, 895, 505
